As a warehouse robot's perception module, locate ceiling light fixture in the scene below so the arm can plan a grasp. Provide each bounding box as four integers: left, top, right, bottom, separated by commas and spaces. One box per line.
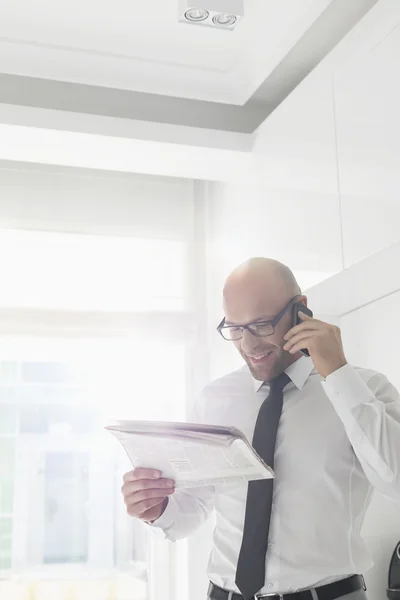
212, 13, 237, 27
185, 8, 209, 21
178, 0, 244, 31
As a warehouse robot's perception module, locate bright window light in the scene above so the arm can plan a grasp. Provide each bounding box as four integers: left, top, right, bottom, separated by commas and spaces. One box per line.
0, 335, 187, 598
0, 229, 186, 311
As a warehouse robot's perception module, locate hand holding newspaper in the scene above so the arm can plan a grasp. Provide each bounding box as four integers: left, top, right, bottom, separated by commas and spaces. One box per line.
106, 421, 274, 488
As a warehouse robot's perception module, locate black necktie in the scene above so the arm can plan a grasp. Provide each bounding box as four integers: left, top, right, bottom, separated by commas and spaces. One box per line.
235, 372, 290, 600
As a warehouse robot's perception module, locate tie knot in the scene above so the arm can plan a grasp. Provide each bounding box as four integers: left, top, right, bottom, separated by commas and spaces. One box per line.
272, 371, 291, 393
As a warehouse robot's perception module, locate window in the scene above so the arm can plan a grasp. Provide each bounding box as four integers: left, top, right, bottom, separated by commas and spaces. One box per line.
0, 227, 196, 600
0, 229, 187, 311
0, 337, 187, 600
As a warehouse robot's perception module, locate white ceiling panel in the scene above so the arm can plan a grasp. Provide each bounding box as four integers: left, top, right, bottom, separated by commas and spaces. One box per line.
0, 0, 335, 103
0, 0, 381, 134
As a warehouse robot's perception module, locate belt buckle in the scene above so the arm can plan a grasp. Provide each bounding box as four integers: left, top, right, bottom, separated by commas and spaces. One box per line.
257, 594, 283, 600
361, 575, 367, 591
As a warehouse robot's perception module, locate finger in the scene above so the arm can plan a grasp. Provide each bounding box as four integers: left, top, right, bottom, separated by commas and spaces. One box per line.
122, 477, 174, 497
298, 312, 324, 326
125, 486, 175, 507
128, 497, 169, 518
122, 479, 175, 498
286, 337, 314, 354
123, 468, 161, 483
283, 331, 321, 351
284, 321, 320, 340
298, 312, 313, 321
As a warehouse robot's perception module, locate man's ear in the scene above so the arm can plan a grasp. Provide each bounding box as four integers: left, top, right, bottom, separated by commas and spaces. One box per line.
297, 295, 308, 307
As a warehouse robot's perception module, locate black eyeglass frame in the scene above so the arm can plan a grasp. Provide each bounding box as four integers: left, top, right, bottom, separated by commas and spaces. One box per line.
217, 295, 302, 341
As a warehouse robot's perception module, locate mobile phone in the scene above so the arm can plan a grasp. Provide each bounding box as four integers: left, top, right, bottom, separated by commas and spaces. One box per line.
292, 303, 313, 357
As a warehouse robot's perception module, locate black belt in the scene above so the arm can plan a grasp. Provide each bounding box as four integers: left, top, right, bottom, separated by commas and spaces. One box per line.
208, 574, 366, 600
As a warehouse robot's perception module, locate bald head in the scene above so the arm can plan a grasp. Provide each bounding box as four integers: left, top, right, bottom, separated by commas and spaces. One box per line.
223, 257, 301, 307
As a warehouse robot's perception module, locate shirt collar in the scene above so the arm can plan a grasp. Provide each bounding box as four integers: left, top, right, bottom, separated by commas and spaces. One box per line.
252, 355, 315, 393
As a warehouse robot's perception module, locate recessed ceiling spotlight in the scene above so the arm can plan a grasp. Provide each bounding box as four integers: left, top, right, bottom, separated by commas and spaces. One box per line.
185, 8, 209, 22
178, 0, 244, 31
212, 13, 237, 27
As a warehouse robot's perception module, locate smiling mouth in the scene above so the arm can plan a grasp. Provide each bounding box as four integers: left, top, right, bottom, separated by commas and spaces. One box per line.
247, 351, 273, 364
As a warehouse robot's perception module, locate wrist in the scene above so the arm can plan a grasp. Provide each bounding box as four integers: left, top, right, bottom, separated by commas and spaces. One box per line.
146, 497, 169, 524
322, 360, 348, 378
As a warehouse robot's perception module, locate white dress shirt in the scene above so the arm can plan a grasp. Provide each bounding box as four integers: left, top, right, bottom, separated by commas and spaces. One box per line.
151, 357, 400, 594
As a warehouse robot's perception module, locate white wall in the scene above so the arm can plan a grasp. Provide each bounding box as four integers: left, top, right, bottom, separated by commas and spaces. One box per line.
341, 292, 400, 600
205, 0, 400, 320
334, 15, 400, 268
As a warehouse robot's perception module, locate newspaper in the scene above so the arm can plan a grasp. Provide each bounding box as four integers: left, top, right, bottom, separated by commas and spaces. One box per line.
106, 420, 274, 488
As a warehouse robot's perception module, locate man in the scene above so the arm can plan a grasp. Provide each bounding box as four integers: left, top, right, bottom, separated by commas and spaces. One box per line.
122, 257, 400, 600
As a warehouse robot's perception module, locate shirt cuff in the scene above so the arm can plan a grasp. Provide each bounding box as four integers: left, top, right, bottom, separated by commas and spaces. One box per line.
147, 497, 177, 533
321, 363, 376, 411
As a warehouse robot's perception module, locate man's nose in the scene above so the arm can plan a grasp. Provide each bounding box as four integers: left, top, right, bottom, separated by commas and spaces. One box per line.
241, 329, 261, 354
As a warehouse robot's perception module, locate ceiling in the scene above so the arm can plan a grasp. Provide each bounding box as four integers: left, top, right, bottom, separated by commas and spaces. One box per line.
0, 0, 379, 132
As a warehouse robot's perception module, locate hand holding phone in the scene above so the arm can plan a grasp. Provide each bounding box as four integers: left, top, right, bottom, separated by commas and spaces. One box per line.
285, 304, 347, 376
291, 303, 314, 357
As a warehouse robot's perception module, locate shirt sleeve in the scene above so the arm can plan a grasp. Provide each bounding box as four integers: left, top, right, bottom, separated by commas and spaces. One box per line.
149, 485, 215, 541
321, 364, 400, 501
147, 388, 216, 541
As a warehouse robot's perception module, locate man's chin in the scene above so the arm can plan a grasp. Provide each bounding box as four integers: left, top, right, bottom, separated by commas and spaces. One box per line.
246, 353, 279, 382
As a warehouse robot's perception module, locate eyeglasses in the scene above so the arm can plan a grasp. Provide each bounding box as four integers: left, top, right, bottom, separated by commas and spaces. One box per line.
217, 296, 299, 342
